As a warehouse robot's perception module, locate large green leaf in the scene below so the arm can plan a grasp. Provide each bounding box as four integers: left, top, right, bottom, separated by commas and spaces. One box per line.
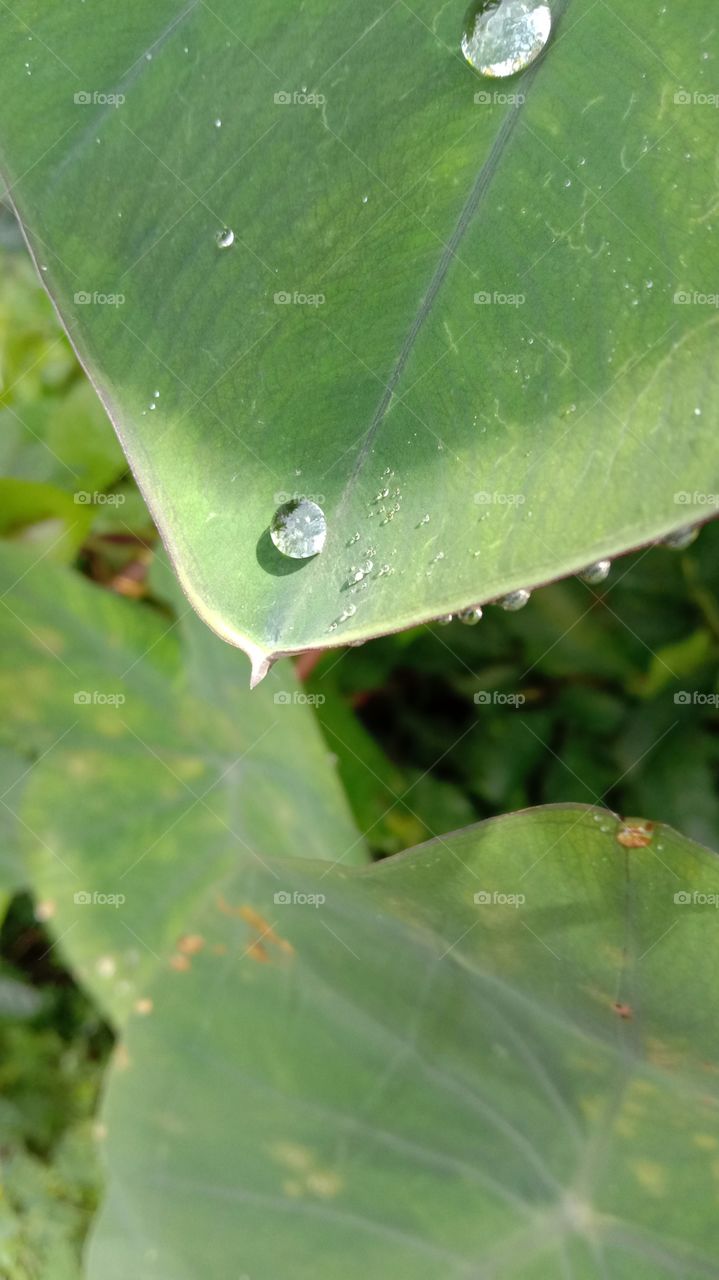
0, 2, 716, 674
86, 806, 719, 1277
0, 546, 365, 1021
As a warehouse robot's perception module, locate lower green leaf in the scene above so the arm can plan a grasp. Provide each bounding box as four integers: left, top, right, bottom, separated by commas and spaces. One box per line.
88, 806, 719, 1278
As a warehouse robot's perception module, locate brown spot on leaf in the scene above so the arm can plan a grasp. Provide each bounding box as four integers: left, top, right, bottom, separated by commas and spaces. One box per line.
134, 997, 153, 1015
613, 1002, 633, 1020
617, 818, 655, 848
169, 954, 191, 972
178, 934, 205, 956
247, 940, 270, 964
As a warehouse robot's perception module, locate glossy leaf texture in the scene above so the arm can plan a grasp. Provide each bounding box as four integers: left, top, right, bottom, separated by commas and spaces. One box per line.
0, 1, 717, 673
87, 806, 719, 1278
0, 546, 365, 1022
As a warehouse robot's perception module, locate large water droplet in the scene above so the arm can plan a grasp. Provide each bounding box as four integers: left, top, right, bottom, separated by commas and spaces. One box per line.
270, 498, 327, 559
459, 606, 483, 625
216, 228, 234, 249
461, 0, 552, 78
663, 524, 700, 550
499, 588, 531, 611
579, 560, 611, 585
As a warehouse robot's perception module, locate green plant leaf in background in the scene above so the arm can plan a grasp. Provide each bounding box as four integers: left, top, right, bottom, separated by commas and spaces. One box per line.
0, 545, 365, 1024
85, 807, 719, 1278
0, 2, 717, 674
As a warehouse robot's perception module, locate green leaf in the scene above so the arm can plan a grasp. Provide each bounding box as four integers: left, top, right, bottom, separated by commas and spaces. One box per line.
1, 2, 716, 671
0, 546, 366, 1022
87, 806, 719, 1278
0, 477, 93, 563
0, 748, 30, 917
0, 249, 124, 498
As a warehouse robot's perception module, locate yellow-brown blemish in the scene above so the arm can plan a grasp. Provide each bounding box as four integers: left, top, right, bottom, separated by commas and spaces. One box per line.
178, 934, 205, 956
306, 1171, 344, 1199
271, 1143, 344, 1200
613, 1002, 633, 1020
614, 1115, 637, 1139
212, 944, 228, 955
114, 1043, 132, 1073
134, 998, 153, 1016
169, 954, 191, 972
616, 819, 655, 849
630, 1160, 667, 1196
693, 1134, 718, 1151
247, 940, 270, 963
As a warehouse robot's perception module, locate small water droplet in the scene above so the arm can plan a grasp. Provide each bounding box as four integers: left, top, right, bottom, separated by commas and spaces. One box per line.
459, 606, 483, 625
216, 227, 234, 249
438, 615, 454, 626
499, 588, 531, 611
418, 514, 431, 526
579, 559, 611, 585
214, 117, 222, 127
461, 0, 552, 78
270, 498, 327, 559
663, 524, 699, 550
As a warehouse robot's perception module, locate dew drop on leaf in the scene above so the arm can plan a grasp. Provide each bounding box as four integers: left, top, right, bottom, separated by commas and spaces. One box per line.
270, 499, 327, 559
579, 559, 611, 585
216, 227, 234, 249
459, 607, 483, 625
663, 524, 700, 550
499, 588, 531, 611
461, 0, 552, 78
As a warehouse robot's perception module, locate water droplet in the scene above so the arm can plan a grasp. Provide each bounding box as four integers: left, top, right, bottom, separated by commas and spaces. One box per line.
377, 564, 393, 577
216, 227, 234, 249
499, 588, 531, 611
214, 117, 222, 128
461, 0, 552, 78
438, 615, 454, 626
347, 532, 360, 546
418, 514, 431, 526
459, 606, 483, 625
579, 559, 611, 585
270, 498, 327, 559
663, 524, 699, 550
